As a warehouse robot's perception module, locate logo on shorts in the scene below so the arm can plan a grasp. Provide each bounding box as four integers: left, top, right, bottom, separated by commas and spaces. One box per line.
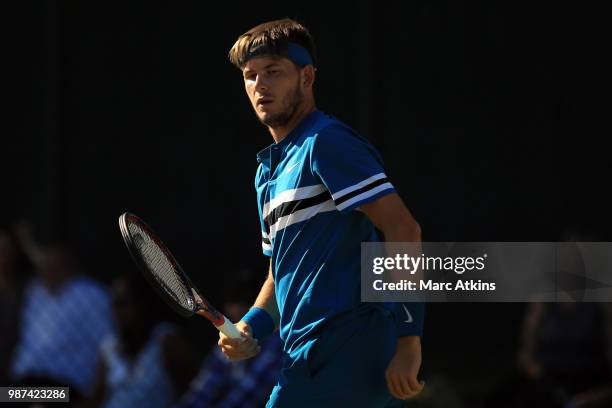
402, 304, 413, 323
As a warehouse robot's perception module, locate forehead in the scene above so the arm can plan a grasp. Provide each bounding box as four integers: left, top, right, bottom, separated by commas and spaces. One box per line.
243, 56, 293, 72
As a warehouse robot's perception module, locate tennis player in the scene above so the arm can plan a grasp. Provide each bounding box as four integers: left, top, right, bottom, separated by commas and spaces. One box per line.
219, 18, 424, 407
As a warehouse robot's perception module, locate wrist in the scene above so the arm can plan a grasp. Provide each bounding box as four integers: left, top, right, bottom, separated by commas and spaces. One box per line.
241, 307, 274, 341
236, 320, 252, 334
396, 336, 421, 352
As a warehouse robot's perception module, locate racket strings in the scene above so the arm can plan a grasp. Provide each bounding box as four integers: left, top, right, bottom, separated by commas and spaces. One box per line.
127, 221, 195, 312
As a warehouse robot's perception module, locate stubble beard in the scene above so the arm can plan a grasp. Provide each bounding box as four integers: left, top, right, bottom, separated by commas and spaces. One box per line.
257, 82, 304, 129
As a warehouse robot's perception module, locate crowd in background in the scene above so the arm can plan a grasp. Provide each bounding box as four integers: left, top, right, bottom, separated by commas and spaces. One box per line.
0, 220, 281, 408
2, 220, 612, 408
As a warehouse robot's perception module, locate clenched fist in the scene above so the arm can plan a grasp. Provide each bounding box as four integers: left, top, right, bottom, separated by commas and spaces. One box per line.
217, 320, 261, 361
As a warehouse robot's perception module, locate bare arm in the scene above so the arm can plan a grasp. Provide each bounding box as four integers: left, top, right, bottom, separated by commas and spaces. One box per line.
252, 261, 279, 329
360, 193, 421, 242
360, 193, 424, 400
360, 192, 423, 293
218, 260, 277, 361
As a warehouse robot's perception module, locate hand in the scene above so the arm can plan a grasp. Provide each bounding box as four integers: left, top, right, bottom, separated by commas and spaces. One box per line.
217, 320, 261, 361
385, 336, 424, 400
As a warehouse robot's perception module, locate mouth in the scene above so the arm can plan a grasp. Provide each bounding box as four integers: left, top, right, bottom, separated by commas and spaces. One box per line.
256, 98, 274, 107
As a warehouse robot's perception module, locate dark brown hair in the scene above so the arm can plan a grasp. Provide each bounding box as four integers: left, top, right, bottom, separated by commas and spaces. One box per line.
228, 18, 317, 69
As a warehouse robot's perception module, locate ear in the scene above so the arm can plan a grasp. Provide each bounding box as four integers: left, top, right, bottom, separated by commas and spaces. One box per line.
301, 65, 316, 88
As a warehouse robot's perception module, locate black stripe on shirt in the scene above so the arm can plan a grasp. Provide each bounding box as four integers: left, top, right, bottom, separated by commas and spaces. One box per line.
334, 177, 390, 206
265, 190, 333, 228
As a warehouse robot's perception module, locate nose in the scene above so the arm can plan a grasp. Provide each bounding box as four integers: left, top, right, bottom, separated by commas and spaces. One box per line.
254, 74, 268, 93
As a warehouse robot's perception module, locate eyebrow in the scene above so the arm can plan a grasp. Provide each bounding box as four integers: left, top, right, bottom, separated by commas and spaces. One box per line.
264, 63, 281, 69
244, 63, 281, 74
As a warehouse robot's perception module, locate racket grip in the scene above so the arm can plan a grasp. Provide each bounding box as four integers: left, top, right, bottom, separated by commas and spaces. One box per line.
216, 315, 242, 339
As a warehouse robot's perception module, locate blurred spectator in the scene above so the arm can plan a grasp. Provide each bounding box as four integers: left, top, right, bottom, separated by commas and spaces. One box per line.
86, 274, 195, 408
487, 302, 612, 408
564, 384, 612, 408
561, 302, 612, 408
9, 223, 114, 401
0, 225, 32, 383
487, 228, 612, 408
174, 291, 282, 408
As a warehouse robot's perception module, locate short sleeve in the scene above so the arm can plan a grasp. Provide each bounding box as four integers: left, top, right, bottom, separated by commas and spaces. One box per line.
256, 166, 273, 257
260, 227, 272, 256
311, 124, 396, 212
258, 198, 273, 257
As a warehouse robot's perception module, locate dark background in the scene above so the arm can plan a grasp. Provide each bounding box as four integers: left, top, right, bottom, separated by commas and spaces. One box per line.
4, 1, 611, 404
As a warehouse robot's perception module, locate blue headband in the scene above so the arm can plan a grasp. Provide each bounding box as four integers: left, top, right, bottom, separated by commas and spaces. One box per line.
286, 42, 313, 67
245, 42, 313, 67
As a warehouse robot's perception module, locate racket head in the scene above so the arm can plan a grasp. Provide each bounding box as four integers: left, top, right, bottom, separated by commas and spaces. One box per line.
118, 212, 197, 317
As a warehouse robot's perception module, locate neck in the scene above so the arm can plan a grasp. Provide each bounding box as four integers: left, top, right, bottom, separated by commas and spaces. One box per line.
269, 100, 316, 143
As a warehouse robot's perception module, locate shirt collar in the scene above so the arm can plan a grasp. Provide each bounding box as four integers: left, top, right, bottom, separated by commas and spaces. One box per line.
256, 110, 324, 163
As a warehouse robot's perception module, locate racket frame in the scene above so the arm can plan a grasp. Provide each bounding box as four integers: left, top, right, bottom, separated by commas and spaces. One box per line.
118, 213, 227, 330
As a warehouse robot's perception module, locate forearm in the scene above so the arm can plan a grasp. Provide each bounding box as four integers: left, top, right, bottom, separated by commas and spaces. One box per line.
383, 219, 423, 293
380, 214, 424, 339
252, 263, 280, 329
361, 195, 425, 339
380, 213, 421, 243
396, 336, 421, 354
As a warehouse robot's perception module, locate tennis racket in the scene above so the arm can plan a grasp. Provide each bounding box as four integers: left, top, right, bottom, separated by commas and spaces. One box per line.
118, 212, 240, 338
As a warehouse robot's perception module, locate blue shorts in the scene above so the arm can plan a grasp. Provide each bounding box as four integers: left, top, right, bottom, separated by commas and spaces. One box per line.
266, 305, 405, 408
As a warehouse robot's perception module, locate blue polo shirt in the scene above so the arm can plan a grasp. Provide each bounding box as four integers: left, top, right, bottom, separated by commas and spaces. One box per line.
255, 110, 423, 354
